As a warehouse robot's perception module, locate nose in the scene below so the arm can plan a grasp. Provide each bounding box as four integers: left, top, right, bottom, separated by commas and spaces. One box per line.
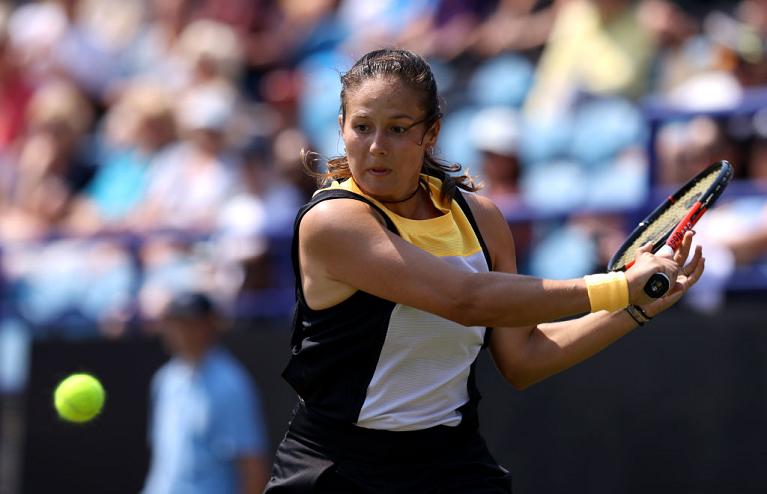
369, 130, 388, 157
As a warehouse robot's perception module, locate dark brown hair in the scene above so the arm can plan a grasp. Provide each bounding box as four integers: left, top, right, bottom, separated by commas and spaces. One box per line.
303, 48, 479, 201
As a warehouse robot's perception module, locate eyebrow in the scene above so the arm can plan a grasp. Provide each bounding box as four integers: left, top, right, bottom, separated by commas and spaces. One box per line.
349, 112, 417, 121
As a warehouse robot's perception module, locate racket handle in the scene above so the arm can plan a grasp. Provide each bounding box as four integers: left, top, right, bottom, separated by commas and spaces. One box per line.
644, 243, 674, 297
644, 272, 670, 298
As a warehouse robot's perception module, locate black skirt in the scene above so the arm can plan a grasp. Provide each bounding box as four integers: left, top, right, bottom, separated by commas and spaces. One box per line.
265, 403, 512, 494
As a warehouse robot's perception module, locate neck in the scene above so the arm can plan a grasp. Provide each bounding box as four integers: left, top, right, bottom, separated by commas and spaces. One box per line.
180, 343, 215, 365
380, 181, 444, 220
379, 181, 422, 204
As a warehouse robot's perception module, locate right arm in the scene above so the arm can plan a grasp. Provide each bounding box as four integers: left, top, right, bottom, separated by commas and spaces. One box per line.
298, 198, 678, 328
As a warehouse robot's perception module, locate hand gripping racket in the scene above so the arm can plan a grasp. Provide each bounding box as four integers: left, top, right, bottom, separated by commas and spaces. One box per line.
608, 160, 734, 298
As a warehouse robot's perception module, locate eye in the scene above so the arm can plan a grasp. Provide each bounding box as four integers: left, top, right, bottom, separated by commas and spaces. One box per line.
390, 125, 408, 135
353, 123, 371, 133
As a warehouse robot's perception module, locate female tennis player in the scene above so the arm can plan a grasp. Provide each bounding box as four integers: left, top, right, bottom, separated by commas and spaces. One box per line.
264, 49, 704, 493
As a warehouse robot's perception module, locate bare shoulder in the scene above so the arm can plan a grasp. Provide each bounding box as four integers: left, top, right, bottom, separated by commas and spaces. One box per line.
299, 197, 387, 244
298, 197, 392, 308
459, 191, 517, 273
462, 191, 505, 223
298, 197, 391, 276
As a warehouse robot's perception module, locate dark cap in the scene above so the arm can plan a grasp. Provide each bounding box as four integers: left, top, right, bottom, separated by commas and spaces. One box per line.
162, 292, 217, 319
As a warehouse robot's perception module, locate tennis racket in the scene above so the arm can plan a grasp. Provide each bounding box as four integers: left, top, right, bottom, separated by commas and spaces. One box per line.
608, 160, 734, 298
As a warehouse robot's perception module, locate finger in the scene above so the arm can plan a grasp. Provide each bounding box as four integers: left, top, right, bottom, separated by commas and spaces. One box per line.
661, 256, 681, 278
674, 231, 695, 266
661, 275, 687, 299
678, 255, 704, 289
637, 242, 654, 255
656, 244, 675, 258
682, 258, 706, 292
681, 257, 706, 290
682, 245, 703, 277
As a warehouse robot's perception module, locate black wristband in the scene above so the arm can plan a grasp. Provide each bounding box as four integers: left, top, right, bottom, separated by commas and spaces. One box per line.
625, 307, 644, 326
632, 305, 653, 321
625, 305, 650, 326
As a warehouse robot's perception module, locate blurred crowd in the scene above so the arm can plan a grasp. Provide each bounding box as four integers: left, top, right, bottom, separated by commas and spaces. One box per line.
0, 0, 765, 343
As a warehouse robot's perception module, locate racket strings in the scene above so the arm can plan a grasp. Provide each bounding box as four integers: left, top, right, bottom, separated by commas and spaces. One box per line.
612, 172, 718, 268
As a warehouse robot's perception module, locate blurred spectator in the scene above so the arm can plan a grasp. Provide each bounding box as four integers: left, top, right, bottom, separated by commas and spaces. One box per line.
704, 7, 767, 89
212, 158, 270, 301
745, 116, 767, 179
650, 1, 767, 112
271, 126, 317, 205
0, 4, 34, 151
127, 86, 242, 318
723, 203, 767, 265
67, 80, 178, 233
247, 0, 344, 71
525, 0, 656, 120
125, 3, 246, 98
143, 291, 269, 494
0, 79, 95, 242
133, 87, 240, 232
175, 18, 244, 94
211, 137, 289, 300
193, 0, 261, 34
396, 0, 500, 62
123, 0, 194, 90
682, 197, 767, 313
336, 0, 430, 58
52, 0, 145, 100
468, 0, 557, 58
656, 116, 737, 185
639, 0, 710, 95
470, 106, 523, 214
6, 1, 69, 85
204, 132, 306, 313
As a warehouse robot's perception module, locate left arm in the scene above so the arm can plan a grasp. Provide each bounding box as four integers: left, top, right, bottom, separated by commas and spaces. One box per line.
490, 308, 649, 390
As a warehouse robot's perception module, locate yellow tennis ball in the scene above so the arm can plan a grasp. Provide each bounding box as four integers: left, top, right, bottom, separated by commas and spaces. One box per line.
53, 373, 105, 423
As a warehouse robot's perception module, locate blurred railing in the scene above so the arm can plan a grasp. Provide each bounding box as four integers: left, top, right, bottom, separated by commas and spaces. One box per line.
0, 229, 295, 340
1, 195, 764, 340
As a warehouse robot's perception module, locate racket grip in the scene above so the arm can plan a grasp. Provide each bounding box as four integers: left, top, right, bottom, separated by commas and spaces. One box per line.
644, 272, 670, 298
656, 244, 675, 257
645, 243, 674, 297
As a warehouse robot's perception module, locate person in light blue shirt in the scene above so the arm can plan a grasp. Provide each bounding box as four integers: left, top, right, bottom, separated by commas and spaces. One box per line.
143, 292, 269, 494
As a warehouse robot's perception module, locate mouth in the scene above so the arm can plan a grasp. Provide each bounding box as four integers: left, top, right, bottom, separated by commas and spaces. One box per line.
367, 167, 391, 176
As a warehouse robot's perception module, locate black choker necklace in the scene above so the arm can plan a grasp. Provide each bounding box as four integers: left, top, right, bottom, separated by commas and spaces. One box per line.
380, 182, 423, 204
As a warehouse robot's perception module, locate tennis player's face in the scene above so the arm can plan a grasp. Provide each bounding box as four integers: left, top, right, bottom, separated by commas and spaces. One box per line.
341, 76, 439, 201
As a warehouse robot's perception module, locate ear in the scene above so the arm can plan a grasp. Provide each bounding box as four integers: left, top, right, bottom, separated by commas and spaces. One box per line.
338, 114, 344, 130
423, 120, 440, 148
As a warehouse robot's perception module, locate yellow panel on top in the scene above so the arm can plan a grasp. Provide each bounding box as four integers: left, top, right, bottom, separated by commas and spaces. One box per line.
324, 175, 483, 259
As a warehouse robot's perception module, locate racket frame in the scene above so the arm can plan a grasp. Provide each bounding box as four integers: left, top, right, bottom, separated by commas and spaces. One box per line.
608, 160, 733, 299
608, 160, 734, 273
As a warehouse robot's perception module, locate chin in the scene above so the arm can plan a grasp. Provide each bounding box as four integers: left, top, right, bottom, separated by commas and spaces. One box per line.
357, 178, 391, 197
